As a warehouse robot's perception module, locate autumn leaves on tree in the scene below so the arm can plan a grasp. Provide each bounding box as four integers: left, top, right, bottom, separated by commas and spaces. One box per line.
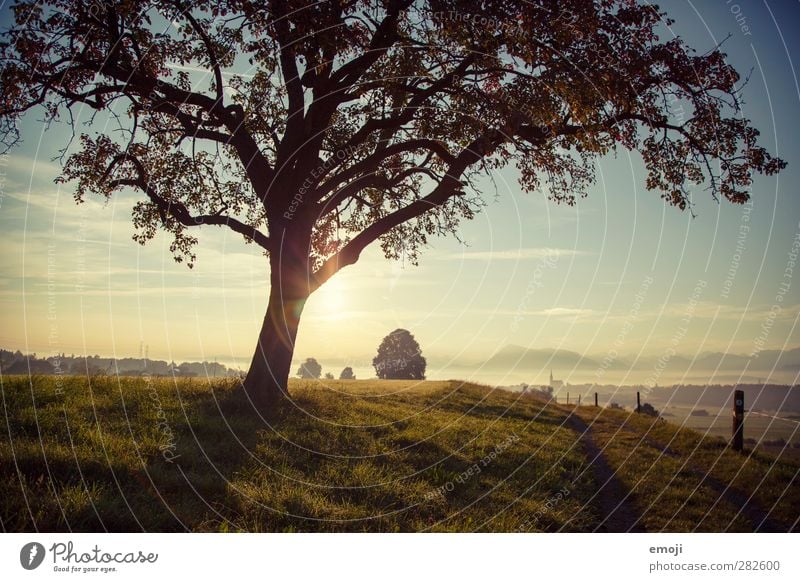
0, 1, 784, 409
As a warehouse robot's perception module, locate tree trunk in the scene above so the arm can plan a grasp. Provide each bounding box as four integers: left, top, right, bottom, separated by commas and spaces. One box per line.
242, 250, 309, 412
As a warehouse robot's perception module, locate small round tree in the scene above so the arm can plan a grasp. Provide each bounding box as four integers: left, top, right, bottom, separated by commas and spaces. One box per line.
373, 329, 426, 380
296, 358, 322, 379
339, 367, 355, 380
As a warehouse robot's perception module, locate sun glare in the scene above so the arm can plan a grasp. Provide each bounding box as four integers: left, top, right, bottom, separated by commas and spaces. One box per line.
314, 276, 347, 315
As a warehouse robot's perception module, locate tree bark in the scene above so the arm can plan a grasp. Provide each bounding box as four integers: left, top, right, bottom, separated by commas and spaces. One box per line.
242, 240, 310, 412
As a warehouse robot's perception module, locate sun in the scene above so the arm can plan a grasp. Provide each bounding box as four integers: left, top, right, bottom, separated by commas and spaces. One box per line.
315, 276, 347, 314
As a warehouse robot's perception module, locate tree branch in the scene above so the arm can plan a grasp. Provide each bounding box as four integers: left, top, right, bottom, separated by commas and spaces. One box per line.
104, 154, 271, 251
171, 0, 225, 101
311, 132, 499, 290
314, 138, 455, 203
329, 0, 413, 90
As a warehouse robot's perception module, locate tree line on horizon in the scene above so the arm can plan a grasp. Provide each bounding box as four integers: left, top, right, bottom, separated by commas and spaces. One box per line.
1, 328, 428, 381
0, 348, 236, 377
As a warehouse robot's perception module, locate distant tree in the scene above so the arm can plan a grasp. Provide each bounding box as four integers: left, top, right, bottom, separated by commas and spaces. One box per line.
609, 402, 624, 410
177, 362, 199, 377
0, 1, 784, 410
296, 358, 322, 379
79, 362, 106, 376
5, 358, 54, 375
373, 329, 426, 380
339, 367, 356, 380
324, 372, 334, 380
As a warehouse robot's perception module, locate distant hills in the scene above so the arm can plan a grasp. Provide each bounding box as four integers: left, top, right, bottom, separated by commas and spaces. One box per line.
485, 345, 615, 370
479, 345, 800, 385
4, 344, 798, 385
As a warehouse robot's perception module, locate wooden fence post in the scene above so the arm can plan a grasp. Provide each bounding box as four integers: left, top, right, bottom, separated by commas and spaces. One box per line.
578, 394, 581, 406
732, 389, 744, 452
636, 391, 641, 413
595, 392, 598, 407
567, 393, 570, 405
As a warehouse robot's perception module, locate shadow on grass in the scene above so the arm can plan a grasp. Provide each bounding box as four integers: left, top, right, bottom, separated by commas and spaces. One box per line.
1, 377, 266, 532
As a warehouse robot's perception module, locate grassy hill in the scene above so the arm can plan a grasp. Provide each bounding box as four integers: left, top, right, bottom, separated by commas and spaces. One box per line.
1, 375, 797, 532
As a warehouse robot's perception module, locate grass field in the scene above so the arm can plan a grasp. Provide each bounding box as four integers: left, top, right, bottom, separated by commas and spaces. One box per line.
1, 375, 798, 532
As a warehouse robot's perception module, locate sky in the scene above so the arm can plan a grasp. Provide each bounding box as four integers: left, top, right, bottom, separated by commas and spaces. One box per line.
0, 1, 798, 385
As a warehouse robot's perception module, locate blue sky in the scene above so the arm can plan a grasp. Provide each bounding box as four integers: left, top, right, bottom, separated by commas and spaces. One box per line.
0, 1, 798, 384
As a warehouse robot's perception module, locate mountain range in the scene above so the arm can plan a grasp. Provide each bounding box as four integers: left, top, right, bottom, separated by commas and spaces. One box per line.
479, 345, 800, 383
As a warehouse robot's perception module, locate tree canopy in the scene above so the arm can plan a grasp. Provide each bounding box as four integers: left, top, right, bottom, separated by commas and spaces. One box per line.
0, 1, 784, 277
373, 328, 426, 380
0, 0, 785, 405
296, 357, 322, 379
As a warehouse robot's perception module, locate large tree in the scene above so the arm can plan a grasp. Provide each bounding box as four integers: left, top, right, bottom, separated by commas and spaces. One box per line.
373, 328, 426, 380
0, 1, 784, 409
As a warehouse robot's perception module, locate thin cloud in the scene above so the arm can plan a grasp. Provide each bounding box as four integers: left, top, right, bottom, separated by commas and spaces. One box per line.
3, 154, 62, 180
440, 247, 589, 261
663, 301, 800, 322
528, 307, 594, 317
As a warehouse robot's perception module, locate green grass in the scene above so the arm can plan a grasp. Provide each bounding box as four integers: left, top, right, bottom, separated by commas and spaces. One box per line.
1, 375, 797, 532
572, 406, 800, 531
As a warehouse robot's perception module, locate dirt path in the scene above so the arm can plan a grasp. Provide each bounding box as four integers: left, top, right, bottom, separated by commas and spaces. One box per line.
564, 412, 645, 532
563, 409, 787, 532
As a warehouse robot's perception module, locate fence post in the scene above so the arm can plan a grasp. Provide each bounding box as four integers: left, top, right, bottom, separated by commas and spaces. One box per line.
578, 394, 581, 406
595, 392, 598, 407
567, 392, 570, 405
732, 389, 744, 452
636, 391, 641, 413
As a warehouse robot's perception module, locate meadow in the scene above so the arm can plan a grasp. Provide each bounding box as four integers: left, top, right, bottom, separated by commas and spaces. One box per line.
1, 375, 797, 532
